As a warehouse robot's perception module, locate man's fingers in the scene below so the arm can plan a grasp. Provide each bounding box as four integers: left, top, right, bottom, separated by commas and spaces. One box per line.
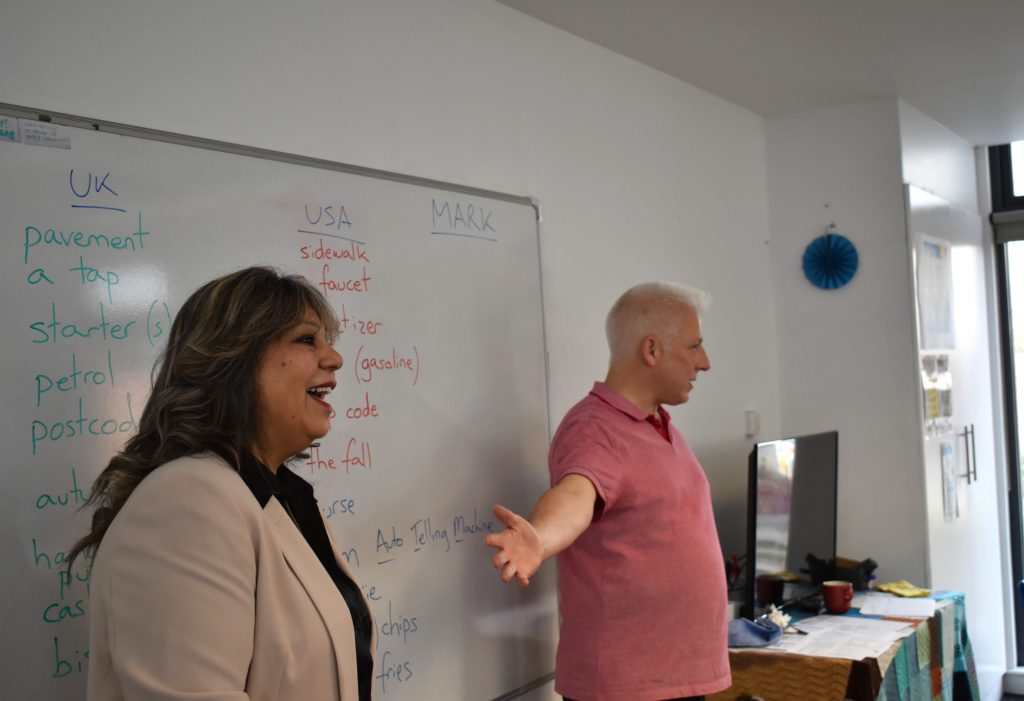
491, 504, 519, 527
501, 561, 518, 583
488, 504, 536, 585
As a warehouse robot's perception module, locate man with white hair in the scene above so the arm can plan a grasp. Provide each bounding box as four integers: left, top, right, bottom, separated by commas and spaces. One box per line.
486, 281, 730, 701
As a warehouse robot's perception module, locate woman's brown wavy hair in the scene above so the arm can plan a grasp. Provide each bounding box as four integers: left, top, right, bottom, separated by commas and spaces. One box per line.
67, 266, 339, 568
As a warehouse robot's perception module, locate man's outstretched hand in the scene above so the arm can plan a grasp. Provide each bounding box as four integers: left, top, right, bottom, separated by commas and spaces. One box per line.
484, 504, 543, 587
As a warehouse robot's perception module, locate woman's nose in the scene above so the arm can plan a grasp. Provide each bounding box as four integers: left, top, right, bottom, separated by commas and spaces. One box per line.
324, 346, 343, 370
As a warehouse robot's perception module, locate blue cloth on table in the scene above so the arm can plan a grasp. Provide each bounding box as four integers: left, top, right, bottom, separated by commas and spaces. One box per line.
728, 617, 783, 647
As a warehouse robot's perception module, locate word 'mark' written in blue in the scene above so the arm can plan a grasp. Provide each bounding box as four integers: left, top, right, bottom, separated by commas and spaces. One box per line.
431, 199, 497, 234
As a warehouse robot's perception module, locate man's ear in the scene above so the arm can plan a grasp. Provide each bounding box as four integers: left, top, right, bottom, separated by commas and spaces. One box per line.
640, 336, 659, 367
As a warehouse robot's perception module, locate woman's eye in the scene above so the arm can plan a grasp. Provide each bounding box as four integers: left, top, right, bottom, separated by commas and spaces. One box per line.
297, 335, 317, 345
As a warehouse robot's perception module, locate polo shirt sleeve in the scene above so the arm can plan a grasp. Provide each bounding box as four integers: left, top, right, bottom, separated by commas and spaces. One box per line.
549, 414, 626, 515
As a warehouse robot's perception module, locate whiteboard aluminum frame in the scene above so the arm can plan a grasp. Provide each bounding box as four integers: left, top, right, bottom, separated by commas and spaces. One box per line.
0, 102, 539, 214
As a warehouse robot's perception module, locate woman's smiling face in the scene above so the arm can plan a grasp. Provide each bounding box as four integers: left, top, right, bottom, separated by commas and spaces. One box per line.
252, 308, 343, 468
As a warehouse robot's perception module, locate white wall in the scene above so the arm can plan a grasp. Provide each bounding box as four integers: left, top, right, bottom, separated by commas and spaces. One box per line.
0, 0, 780, 697
767, 99, 1011, 697
765, 99, 930, 584
899, 102, 981, 213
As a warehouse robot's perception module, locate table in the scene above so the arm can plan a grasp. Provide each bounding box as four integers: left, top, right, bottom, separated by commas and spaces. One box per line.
708, 591, 980, 701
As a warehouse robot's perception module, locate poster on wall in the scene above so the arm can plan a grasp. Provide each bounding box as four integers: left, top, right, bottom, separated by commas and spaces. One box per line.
941, 441, 959, 522
916, 236, 956, 350
920, 353, 954, 436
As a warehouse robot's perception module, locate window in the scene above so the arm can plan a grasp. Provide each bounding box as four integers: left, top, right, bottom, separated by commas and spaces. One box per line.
990, 141, 1024, 213
1014, 142, 1024, 197
991, 140, 1024, 663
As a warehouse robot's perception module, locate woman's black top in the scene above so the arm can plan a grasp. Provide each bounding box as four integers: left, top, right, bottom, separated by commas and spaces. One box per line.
239, 454, 373, 701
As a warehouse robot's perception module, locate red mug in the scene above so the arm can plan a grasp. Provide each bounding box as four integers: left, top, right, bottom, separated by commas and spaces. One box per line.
822, 580, 854, 614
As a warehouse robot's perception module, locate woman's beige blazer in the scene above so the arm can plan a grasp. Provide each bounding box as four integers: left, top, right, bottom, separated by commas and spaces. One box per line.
87, 453, 372, 700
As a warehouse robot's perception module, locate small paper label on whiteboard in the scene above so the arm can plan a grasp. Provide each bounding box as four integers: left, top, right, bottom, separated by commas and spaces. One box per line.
18, 119, 70, 149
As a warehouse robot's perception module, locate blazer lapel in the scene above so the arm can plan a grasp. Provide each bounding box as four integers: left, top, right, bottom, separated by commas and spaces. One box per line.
263, 499, 357, 694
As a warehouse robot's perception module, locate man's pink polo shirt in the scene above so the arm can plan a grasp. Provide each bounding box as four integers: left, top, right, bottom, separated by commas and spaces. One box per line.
550, 382, 730, 701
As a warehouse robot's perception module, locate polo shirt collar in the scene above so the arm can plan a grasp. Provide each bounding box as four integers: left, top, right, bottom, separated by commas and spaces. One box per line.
589, 382, 675, 442
589, 381, 673, 425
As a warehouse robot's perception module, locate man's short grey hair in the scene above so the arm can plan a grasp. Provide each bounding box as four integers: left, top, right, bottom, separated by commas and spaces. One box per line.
605, 282, 711, 363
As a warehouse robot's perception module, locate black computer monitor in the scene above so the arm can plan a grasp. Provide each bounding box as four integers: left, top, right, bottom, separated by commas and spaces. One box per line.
742, 430, 838, 618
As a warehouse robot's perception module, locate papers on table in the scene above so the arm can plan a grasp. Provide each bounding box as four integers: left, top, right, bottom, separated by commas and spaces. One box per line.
856, 593, 937, 618
758, 615, 916, 660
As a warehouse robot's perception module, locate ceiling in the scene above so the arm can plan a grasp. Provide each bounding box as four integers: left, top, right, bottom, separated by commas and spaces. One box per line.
497, 0, 1024, 146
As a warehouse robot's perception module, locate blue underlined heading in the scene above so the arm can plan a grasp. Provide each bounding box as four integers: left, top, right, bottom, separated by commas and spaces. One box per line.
430, 231, 497, 242
71, 204, 128, 213
297, 229, 366, 246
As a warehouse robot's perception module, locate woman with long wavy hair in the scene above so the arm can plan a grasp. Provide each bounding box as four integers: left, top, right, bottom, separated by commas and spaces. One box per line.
68, 265, 374, 701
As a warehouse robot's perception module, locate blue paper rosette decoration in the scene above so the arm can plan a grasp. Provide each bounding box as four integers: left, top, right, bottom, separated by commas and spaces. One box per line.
802, 232, 858, 290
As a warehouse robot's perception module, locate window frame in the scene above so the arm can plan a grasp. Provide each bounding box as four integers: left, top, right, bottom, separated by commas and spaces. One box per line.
994, 242, 1024, 665
989, 143, 1024, 213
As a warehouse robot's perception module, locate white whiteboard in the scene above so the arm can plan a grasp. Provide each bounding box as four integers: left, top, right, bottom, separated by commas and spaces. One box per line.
0, 106, 556, 701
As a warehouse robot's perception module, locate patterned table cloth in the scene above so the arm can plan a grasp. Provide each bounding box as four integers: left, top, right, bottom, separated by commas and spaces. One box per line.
709, 591, 979, 701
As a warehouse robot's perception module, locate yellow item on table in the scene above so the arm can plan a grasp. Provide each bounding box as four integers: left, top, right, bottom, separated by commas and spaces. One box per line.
875, 580, 931, 597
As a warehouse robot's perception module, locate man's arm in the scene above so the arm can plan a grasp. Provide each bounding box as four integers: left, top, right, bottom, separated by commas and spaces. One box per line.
484, 473, 597, 586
